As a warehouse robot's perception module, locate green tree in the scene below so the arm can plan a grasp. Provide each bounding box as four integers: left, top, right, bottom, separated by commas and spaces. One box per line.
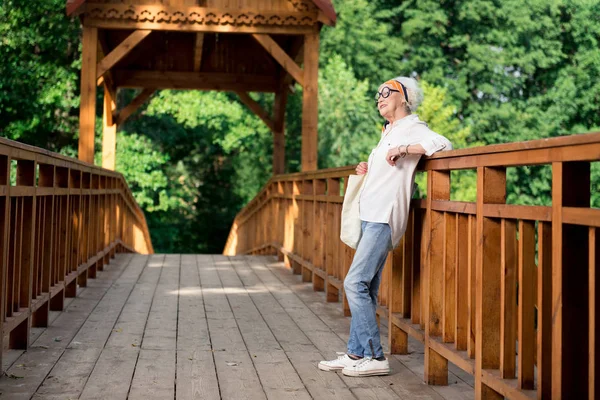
0, 0, 81, 151
317, 54, 380, 168
320, 0, 405, 89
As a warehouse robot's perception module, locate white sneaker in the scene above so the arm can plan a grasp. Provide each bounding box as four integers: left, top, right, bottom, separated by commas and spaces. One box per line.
318, 352, 361, 371
342, 357, 390, 376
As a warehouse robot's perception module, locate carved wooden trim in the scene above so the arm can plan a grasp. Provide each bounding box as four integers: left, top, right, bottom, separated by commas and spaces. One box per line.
84, 4, 318, 27
287, 0, 318, 13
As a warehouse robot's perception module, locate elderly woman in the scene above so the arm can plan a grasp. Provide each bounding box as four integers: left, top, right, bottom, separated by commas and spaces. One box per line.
318, 77, 452, 377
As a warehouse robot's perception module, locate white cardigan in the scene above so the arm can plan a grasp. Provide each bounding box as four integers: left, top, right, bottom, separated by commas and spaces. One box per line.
358, 114, 452, 248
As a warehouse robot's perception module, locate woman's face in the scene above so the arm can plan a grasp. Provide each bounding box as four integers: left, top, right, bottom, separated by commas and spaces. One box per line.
376, 83, 404, 119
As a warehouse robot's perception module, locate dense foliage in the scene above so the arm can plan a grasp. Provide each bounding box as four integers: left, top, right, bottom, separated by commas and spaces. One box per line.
1, 0, 598, 252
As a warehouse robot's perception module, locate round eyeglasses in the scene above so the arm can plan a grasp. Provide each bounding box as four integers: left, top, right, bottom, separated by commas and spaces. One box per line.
375, 87, 400, 101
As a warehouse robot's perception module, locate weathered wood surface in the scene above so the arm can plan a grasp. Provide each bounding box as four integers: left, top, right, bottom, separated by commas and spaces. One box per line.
0, 254, 471, 400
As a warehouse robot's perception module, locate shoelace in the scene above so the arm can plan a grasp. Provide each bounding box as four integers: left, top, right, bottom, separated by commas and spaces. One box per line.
354, 357, 374, 367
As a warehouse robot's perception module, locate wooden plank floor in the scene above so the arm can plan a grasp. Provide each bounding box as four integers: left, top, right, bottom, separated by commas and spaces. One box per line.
0, 254, 474, 400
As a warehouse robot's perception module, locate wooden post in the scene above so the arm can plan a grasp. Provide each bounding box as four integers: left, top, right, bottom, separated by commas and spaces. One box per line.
552, 161, 590, 399
301, 28, 319, 171
273, 87, 287, 175
424, 170, 450, 385
78, 26, 98, 164
475, 166, 506, 400
102, 84, 117, 170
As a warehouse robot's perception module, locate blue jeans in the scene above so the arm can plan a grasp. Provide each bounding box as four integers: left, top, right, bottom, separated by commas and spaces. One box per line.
344, 221, 391, 359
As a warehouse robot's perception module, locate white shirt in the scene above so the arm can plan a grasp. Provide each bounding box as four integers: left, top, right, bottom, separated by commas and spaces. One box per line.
359, 114, 452, 248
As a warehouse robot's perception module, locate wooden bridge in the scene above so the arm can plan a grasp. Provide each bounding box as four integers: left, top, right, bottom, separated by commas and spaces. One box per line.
1, 132, 599, 400
0, 0, 599, 399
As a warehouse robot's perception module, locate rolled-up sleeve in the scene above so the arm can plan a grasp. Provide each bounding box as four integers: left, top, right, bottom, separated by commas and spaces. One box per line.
418, 135, 453, 156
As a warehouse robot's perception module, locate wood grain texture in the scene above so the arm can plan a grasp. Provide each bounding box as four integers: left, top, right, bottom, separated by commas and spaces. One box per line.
499, 219, 517, 379
517, 220, 535, 389
272, 87, 288, 175
96, 30, 151, 79
552, 161, 591, 399
78, 26, 98, 164
116, 70, 279, 92
455, 215, 468, 351
300, 29, 319, 171
425, 171, 450, 385
101, 84, 117, 170
252, 34, 304, 86
193, 33, 205, 72
475, 166, 505, 398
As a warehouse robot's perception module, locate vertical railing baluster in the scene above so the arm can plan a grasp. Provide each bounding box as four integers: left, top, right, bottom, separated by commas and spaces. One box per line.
443, 211, 456, 343
313, 179, 326, 292
500, 218, 517, 379
518, 220, 536, 388
455, 214, 469, 351
467, 214, 476, 359
325, 178, 339, 302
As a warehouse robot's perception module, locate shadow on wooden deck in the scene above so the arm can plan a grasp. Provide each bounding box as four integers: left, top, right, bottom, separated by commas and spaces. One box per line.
0, 254, 473, 400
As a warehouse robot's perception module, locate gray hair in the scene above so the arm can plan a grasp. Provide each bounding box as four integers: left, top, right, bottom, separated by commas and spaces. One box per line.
391, 76, 424, 113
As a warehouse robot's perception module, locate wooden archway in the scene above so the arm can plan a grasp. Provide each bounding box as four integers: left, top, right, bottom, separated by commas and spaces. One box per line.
66, 0, 336, 173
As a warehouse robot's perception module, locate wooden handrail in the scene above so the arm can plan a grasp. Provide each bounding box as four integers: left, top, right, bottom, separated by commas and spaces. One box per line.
224, 132, 600, 399
0, 137, 153, 372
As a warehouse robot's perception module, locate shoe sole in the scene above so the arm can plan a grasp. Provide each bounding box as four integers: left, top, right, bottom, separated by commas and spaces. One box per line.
342, 368, 391, 377
318, 363, 344, 372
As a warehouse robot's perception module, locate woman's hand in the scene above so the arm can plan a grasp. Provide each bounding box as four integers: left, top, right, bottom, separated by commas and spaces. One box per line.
386, 147, 403, 166
356, 162, 368, 175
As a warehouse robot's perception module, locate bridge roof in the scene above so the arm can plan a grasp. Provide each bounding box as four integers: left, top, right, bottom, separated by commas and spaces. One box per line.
66, 0, 337, 26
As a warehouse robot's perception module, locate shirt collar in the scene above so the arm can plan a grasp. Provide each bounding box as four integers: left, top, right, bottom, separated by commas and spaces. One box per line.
382, 114, 419, 136
390, 114, 418, 127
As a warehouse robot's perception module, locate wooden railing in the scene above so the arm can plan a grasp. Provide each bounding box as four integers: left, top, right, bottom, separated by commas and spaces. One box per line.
0, 137, 153, 372
224, 132, 600, 399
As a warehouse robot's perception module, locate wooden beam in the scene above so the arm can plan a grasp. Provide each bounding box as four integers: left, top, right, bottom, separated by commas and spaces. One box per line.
301, 29, 319, 171
272, 86, 288, 175
84, 5, 317, 34
193, 33, 205, 72
97, 32, 116, 99
96, 30, 151, 80
252, 34, 304, 87
115, 88, 155, 126
102, 84, 117, 170
78, 26, 98, 164
114, 70, 278, 92
282, 37, 304, 89
236, 92, 275, 133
